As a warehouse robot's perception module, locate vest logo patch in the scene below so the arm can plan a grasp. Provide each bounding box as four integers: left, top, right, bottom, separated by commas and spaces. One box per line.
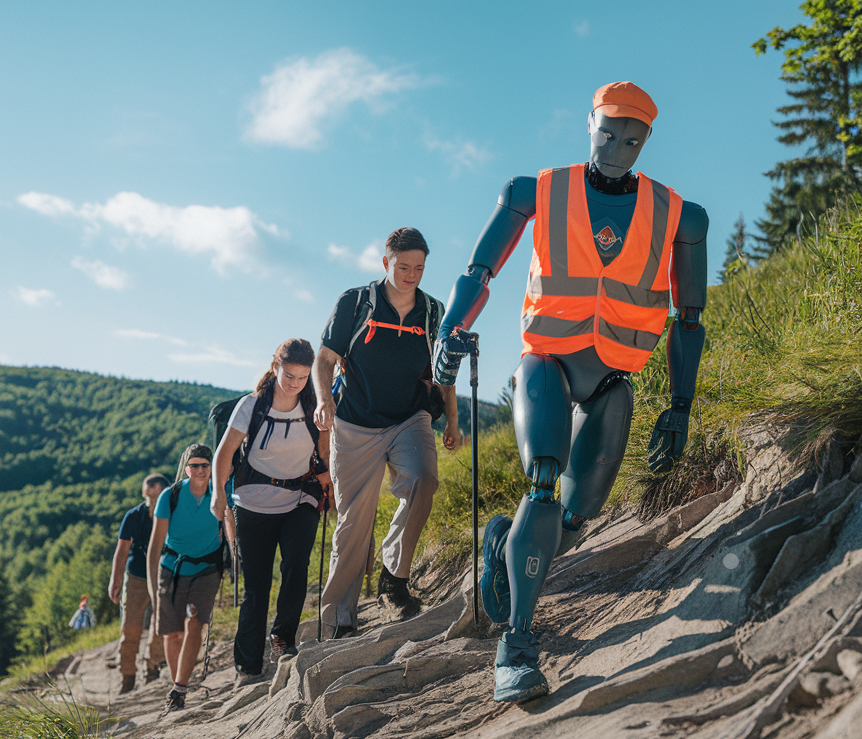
594, 225, 622, 250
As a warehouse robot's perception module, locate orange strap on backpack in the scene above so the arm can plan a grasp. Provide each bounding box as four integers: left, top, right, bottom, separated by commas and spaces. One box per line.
364, 320, 426, 343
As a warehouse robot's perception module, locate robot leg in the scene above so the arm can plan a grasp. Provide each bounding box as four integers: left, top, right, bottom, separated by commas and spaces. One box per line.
481, 354, 571, 625
558, 377, 634, 556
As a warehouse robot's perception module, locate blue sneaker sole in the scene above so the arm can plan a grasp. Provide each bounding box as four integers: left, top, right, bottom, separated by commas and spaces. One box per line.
494, 676, 549, 703
480, 515, 512, 624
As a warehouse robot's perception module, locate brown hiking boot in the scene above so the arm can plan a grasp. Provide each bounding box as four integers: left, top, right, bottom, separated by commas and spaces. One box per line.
120, 674, 136, 694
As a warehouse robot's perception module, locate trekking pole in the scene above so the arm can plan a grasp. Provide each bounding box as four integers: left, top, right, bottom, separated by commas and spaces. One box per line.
318, 486, 329, 641
202, 596, 215, 680
468, 334, 480, 625
232, 541, 239, 608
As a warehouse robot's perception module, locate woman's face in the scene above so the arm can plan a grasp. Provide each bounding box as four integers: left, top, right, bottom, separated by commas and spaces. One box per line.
185, 456, 212, 483
276, 363, 311, 399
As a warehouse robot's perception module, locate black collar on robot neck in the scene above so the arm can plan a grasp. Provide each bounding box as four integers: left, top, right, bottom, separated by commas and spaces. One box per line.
586, 163, 639, 195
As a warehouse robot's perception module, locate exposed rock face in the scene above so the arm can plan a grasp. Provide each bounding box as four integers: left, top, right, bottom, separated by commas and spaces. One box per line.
35, 427, 862, 738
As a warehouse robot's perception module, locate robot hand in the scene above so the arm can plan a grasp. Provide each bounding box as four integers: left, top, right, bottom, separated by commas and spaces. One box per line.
648, 398, 691, 473
433, 328, 478, 386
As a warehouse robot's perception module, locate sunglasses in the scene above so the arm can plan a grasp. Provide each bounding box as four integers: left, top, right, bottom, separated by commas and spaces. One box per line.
187, 462, 211, 470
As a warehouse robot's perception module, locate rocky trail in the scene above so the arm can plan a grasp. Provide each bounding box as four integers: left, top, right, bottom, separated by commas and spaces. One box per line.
18, 424, 862, 738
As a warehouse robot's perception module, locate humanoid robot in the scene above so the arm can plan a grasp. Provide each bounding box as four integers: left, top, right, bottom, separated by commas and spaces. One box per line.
433, 82, 708, 703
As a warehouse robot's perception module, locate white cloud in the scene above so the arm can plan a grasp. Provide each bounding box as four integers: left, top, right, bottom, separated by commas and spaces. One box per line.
19, 191, 281, 274
574, 20, 590, 37
114, 329, 187, 346
115, 329, 161, 340
295, 288, 314, 303
168, 345, 257, 367
327, 241, 383, 274
72, 256, 130, 291
358, 244, 383, 273
424, 133, 491, 176
245, 48, 421, 149
17, 192, 77, 217
12, 286, 58, 307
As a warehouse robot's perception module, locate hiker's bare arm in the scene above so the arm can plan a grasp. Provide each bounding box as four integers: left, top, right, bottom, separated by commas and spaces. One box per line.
317, 429, 331, 466
440, 384, 462, 450
313, 346, 340, 431
223, 508, 236, 545
108, 539, 131, 604
211, 427, 245, 522
147, 517, 168, 607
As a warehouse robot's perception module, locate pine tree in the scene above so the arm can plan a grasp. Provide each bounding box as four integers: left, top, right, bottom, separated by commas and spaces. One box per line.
753, 0, 862, 255
720, 214, 753, 282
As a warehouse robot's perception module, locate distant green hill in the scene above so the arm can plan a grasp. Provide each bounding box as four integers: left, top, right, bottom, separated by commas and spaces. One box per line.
0, 365, 239, 675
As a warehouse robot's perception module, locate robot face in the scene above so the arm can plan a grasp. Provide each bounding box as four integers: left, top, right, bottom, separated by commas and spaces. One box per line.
588, 111, 651, 178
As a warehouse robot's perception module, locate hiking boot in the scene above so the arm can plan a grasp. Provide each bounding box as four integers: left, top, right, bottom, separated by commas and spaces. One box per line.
481, 515, 512, 624
119, 674, 135, 694
494, 630, 549, 703
377, 566, 422, 619
334, 624, 354, 639
163, 688, 186, 712
234, 666, 264, 689
269, 635, 298, 663
145, 664, 162, 683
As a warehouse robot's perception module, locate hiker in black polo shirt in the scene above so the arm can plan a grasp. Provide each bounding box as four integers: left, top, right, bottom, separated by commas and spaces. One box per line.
313, 227, 461, 637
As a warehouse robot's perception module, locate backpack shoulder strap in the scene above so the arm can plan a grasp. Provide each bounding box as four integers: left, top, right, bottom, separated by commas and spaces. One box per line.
244, 384, 274, 452
168, 480, 183, 518
421, 291, 445, 356
344, 282, 377, 358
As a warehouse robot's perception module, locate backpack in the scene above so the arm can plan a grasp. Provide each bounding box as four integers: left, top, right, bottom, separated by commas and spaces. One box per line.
332, 281, 446, 420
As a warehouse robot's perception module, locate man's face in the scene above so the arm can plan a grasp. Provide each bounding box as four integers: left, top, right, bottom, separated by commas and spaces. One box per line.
382, 249, 426, 294
589, 112, 651, 178
143, 483, 164, 505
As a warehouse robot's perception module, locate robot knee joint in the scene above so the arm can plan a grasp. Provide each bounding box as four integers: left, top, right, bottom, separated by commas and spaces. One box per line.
527, 457, 559, 504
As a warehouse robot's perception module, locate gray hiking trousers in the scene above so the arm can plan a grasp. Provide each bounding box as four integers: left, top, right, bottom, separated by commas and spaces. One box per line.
321, 410, 438, 630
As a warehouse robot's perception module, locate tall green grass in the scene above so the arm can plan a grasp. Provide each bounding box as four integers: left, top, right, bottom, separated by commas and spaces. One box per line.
626, 197, 862, 518
0, 682, 108, 739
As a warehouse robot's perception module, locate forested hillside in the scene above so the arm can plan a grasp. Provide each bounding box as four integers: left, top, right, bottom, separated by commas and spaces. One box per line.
0, 366, 239, 676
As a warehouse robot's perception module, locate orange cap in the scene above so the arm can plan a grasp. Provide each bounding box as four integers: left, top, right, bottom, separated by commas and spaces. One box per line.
592, 82, 657, 126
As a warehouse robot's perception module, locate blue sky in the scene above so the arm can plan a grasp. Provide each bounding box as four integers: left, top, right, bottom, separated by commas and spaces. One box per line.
1, 1, 805, 402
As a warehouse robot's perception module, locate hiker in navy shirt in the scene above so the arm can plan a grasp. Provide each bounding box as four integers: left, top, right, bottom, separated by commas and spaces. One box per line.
148, 444, 222, 712
108, 473, 169, 694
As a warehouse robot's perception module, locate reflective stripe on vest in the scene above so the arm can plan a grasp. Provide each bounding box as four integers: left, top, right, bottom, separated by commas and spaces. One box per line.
521, 163, 682, 372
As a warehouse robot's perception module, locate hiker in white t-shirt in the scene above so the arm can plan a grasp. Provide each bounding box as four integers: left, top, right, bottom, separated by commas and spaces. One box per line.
211, 339, 331, 685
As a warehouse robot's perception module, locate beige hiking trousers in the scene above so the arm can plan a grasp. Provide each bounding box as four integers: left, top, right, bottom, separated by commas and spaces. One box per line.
119, 573, 165, 676
320, 411, 438, 630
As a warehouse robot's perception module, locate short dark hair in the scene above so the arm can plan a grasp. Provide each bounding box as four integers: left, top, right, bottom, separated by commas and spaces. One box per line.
143, 473, 170, 490
385, 227, 428, 257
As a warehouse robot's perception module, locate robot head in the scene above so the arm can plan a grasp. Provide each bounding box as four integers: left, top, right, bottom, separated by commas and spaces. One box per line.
588, 82, 656, 179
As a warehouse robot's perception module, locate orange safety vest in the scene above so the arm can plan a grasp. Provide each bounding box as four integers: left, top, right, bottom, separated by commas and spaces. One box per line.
521, 163, 682, 372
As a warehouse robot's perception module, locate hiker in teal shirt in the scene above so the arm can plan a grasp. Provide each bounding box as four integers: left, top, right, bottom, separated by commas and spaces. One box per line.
148, 444, 223, 713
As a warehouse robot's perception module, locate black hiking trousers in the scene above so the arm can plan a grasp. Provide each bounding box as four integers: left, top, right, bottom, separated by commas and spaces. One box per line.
233, 503, 319, 674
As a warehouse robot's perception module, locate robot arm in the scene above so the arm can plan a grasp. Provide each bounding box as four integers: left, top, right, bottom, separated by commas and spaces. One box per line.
433, 177, 537, 385
648, 201, 708, 473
